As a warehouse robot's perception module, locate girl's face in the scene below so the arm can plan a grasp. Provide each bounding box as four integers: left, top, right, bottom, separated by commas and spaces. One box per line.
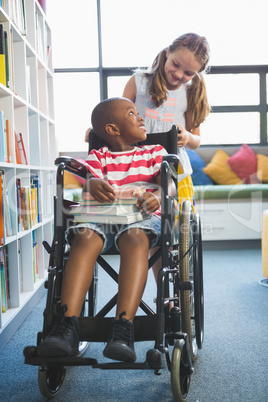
164, 47, 202, 90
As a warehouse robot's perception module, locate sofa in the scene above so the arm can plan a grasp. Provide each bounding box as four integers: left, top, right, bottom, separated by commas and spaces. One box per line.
62, 144, 268, 242
188, 144, 268, 241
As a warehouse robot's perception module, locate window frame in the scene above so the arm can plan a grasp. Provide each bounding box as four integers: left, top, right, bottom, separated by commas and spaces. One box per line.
54, 0, 268, 148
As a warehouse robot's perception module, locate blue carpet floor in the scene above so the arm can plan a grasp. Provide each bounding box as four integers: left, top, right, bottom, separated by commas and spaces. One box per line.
0, 247, 267, 401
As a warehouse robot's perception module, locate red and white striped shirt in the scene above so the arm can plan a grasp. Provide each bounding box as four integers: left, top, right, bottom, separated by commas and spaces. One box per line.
85, 144, 167, 217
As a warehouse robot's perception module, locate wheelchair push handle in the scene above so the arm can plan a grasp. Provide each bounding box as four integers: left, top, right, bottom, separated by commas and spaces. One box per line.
55, 156, 89, 179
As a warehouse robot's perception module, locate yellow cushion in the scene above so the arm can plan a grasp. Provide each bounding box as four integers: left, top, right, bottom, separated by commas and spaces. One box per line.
257, 154, 268, 183
203, 150, 242, 185
64, 171, 83, 189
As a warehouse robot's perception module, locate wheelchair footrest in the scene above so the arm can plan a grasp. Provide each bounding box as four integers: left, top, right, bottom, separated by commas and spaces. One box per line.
23, 346, 166, 370
24, 346, 98, 367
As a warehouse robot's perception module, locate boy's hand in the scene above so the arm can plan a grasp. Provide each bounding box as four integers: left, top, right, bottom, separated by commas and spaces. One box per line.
136, 192, 160, 214
83, 178, 116, 202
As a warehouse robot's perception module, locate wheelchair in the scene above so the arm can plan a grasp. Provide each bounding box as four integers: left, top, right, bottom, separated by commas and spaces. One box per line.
24, 126, 204, 401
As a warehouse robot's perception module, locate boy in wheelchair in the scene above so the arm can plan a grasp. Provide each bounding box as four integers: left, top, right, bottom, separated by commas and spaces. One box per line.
37, 97, 176, 363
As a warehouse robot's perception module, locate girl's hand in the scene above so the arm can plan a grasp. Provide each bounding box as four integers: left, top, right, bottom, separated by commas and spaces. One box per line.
136, 192, 160, 214
177, 124, 189, 148
84, 127, 91, 143
83, 178, 116, 202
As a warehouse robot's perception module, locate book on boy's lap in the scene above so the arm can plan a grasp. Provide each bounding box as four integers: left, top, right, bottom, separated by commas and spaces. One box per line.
73, 211, 146, 225
72, 185, 148, 224
70, 202, 139, 216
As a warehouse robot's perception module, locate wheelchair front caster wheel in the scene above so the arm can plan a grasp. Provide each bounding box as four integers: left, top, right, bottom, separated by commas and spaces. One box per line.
38, 366, 66, 399
171, 340, 191, 402
146, 349, 165, 369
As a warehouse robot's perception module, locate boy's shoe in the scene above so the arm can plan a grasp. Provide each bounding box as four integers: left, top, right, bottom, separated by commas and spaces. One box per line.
103, 312, 136, 362
37, 305, 79, 357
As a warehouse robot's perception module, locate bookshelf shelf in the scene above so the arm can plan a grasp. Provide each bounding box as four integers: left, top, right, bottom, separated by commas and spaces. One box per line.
0, 0, 56, 351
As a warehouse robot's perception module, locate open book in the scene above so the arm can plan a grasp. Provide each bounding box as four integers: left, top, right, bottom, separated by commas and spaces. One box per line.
83, 185, 146, 201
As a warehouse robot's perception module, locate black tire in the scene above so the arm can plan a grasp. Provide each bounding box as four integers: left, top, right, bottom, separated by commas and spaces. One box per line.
88, 263, 98, 316
38, 366, 66, 399
171, 340, 191, 402
180, 201, 198, 362
193, 213, 204, 349
78, 289, 90, 357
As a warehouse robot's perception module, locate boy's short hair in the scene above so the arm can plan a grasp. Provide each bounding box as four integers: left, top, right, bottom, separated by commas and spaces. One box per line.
91, 97, 122, 139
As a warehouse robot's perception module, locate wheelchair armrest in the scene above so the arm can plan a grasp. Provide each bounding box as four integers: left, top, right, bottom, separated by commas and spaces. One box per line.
55, 156, 89, 179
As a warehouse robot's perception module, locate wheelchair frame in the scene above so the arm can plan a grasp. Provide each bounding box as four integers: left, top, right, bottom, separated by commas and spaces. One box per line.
24, 126, 204, 401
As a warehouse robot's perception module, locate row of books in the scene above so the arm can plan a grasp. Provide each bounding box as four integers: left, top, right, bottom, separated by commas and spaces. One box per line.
0, 170, 42, 246
70, 186, 147, 224
0, 109, 28, 164
0, 232, 39, 313
1, 11, 50, 95
0, 8, 25, 93
10, 0, 27, 36
16, 175, 42, 232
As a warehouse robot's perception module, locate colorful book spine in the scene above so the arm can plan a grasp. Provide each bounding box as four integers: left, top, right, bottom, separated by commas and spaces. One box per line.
5, 120, 12, 163
30, 181, 37, 226
21, 186, 31, 230
4, 31, 9, 88
20, 133, 27, 164
0, 248, 8, 313
14, 131, 22, 164
32, 231, 38, 282
1, 169, 13, 237
0, 172, 4, 245
0, 110, 6, 162
0, 24, 6, 86
16, 178, 23, 231
31, 176, 42, 223
16, 132, 27, 164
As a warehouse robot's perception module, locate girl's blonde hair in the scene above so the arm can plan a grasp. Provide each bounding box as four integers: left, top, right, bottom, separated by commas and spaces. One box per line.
146, 33, 210, 130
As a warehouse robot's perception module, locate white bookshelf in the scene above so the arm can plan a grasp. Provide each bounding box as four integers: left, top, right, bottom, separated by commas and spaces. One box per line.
0, 0, 56, 350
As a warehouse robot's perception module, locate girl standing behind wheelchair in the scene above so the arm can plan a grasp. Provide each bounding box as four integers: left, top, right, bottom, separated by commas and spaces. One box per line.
123, 32, 211, 210
123, 33, 210, 280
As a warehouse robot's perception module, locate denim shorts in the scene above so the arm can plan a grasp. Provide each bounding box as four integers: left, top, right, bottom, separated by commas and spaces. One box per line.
66, 214, 161, 254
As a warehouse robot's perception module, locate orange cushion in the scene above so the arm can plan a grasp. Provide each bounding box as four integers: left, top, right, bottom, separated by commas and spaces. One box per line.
257, 154, 268, 183
203, 150, 243, 185
64, 171, 83, 189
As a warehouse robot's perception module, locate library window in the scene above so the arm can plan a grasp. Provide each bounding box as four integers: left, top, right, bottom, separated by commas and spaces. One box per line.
47, 0, 268, 152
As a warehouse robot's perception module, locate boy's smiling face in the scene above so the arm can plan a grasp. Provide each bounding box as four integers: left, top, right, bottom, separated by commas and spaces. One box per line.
112, 98, 147, 145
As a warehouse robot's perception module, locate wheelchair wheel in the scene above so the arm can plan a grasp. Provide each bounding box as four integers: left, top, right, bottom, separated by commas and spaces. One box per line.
38, 366, 66, 399
78, 289, 90, 357
193, 213, 204, 349
179, 201, 198, 362
171, 339, 191, 402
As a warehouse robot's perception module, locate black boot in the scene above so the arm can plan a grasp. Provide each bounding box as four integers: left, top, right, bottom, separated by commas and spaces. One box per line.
103, 312, 136, 362
37, 305, 79, 357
